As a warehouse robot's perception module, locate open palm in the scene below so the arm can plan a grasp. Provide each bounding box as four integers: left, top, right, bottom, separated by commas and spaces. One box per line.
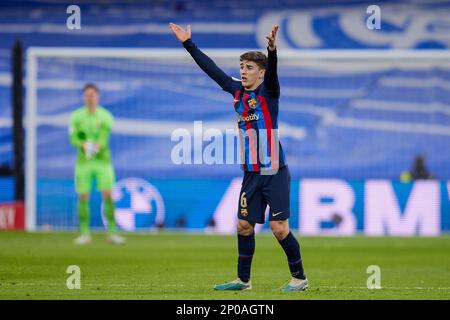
169, 23, 191, 43
266, 25, 279, 51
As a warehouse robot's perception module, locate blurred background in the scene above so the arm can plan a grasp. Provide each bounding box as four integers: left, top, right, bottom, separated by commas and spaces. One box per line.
0, 0, 449, 234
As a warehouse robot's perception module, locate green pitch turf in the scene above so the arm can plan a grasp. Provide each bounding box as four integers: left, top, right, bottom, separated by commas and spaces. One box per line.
0, 232, 449, 300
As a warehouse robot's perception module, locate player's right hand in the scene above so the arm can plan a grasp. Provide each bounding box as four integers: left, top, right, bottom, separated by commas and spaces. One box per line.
82, 141, 99, 159
169, 23, 191, 43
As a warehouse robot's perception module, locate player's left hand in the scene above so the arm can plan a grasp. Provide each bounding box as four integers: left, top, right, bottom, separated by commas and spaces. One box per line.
83, 141, 99, 158
266, 25, 279, 51
169, 23, 192, 43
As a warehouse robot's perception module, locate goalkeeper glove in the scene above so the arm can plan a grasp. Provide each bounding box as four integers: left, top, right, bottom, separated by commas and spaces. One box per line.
83, 141, 99, 159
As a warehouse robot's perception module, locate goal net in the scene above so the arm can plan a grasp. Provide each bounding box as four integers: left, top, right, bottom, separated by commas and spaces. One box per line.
25, 48, 450, 231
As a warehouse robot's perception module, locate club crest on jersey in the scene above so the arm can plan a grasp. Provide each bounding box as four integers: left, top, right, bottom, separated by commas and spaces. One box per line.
248, 98, 258, 109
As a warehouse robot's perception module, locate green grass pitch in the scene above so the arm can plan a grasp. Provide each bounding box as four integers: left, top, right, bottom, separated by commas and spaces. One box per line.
0, 232, 449, 299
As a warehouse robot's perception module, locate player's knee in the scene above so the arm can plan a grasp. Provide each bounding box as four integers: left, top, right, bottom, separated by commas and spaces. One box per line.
101, 191, 112, 199
79, 194, 89, 201
237, 220, 254, 236
270, 220, 289, 240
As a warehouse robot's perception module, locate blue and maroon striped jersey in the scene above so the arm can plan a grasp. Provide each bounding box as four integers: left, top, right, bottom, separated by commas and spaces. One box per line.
183, 39, 286, 172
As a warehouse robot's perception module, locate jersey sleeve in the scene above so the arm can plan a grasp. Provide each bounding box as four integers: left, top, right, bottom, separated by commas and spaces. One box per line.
96, 111, 113, 149
182, 39, 235, 94
264, 48, 280, 98
69, 112, 83, 148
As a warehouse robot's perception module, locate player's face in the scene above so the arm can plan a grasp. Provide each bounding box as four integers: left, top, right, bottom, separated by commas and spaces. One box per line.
83, 88, 99, 108
240, 60, 265, 89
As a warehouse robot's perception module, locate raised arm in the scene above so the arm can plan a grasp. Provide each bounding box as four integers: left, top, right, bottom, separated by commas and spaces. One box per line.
264, 25, 280, 98
169, 23, 235, 93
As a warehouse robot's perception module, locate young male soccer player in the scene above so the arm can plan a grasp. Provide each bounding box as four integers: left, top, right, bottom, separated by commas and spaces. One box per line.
169, 23, 308, 291
69, 83, 126, 245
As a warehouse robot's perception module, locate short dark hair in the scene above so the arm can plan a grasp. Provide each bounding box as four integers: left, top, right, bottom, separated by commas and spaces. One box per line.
83, 83, 99, 93
240, 51, 267, 70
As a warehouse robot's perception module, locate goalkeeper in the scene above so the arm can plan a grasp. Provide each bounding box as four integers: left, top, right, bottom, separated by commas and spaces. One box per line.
69, 83, 125, 245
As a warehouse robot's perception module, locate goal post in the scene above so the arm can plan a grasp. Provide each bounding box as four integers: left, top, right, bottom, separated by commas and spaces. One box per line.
25, 48, 38, 231
25, 47, 450, 232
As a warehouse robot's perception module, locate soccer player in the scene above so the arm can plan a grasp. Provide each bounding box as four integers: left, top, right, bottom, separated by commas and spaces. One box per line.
69, 83, 126, 245
169, 23, 308, 291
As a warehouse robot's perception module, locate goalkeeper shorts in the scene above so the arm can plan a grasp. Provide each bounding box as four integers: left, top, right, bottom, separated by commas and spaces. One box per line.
74, 161, 115, 194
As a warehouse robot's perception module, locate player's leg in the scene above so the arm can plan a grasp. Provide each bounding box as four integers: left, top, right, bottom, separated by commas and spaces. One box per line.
95, 162, 116, 234
102, 190, 116, 235
214, 218, 256, 291
214, 172, 265, 291
96, 163, 125, 244
74, 164, 92, 244
77, 193, 90, 235
97, 163, 126, 244
263, 166, 308, 291
270, 220, 307, 291
101, 190, 125, 244
237, 218, 256, 284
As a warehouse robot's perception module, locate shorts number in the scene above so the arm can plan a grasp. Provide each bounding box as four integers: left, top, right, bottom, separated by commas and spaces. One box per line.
240, 192, 247, 208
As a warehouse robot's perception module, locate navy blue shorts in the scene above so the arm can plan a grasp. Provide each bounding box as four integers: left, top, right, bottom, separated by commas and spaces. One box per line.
237, 165, 291, 224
